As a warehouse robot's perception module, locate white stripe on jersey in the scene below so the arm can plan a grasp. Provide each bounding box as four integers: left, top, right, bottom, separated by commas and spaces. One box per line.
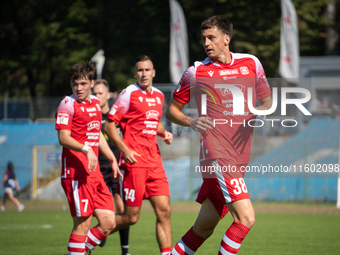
72, 180, 81, 217
212, 160, 231, 203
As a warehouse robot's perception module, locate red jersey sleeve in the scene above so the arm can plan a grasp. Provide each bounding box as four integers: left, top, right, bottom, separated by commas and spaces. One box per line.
173, 66, 196, 104
55, 96, 75, 131
254, 57, 271, 100
107, 88, 131, 123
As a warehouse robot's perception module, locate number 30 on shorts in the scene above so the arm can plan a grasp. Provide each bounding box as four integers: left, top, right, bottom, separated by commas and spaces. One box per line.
230, 178, 248, 195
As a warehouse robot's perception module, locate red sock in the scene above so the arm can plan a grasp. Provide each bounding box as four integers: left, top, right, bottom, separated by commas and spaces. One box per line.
85, 227, 107, 251
218, 221, 250, 255
172, 227, 206, 254
67, 233, 86, 255
160, 246, 172, 255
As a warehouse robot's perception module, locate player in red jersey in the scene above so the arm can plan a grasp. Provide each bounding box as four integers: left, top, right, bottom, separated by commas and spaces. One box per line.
166, 16, 273, 255
55, 63, 123, 255
101, 55, 173, 255
92, 79, 132, 255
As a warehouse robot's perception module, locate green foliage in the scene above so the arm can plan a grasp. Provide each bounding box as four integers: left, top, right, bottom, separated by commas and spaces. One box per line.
0, 0, 338, 97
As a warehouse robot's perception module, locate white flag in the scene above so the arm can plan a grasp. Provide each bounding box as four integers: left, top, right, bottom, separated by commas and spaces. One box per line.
279, 0, 299, 79
169, 0, 189, 85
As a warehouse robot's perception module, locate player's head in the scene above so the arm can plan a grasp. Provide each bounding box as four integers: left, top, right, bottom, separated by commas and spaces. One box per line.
200, 15, 233, 59
93, 79, 111, 110
69, 62, 95, 101
133, 55, 155, 92
7, 161, 15, 178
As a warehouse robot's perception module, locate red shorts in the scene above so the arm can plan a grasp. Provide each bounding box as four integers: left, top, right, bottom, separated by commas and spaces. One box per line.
119, 165, 170, 206
196, 159, 249, 218
61, 177, 114, 217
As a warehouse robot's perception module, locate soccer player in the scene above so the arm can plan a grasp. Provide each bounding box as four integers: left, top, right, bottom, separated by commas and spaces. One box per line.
92, 79, 131, 255
166, 16, 273, 254
55, 62, 123, 255
102, 55, 173, 255
0, 161, 24, 212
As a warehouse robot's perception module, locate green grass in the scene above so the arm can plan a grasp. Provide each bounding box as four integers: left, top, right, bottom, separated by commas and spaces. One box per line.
0, 202, 340, 254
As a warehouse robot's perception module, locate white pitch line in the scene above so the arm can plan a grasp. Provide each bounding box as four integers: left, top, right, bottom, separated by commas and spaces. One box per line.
0, 224, 52, 230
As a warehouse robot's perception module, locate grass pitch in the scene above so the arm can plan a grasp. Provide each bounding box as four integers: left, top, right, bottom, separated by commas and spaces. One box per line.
0, 200, 339, 254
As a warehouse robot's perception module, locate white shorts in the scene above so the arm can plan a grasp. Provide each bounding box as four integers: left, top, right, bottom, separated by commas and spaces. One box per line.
5, 187, 14, 194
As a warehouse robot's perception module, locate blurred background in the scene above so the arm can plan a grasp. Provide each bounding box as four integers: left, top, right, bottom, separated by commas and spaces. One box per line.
1, 0, 340, 205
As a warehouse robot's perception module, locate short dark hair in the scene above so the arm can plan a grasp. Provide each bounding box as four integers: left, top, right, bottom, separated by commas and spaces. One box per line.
69, 62, 96, 82
201, 15, 233, 39
94, 79, 110, 91
135, 55, 153, 65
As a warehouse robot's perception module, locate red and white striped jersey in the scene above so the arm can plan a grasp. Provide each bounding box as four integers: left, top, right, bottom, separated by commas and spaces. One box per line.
55, 94, 103, 178
173, 53, 271, 164
107, 83, 164, 167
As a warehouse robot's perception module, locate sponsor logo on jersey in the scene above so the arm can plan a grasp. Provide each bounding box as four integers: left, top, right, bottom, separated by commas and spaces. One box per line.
80, 106, 85, 112
96, 104, 101, 111
156, 97, 162, 104
139, 97, 143, 102
239, 66, 249, 75
148, 103, 156, 107
109, 104, 118, 115
86, 132, 100, 140
208, 71, 214, 77
219, 69, 239, 76
219, 84, 246, 96
146, 110, 159, 120
56, 112, 69, 125
142, 129, 157, 135
87, 121, 100, 131
89, 112, 97, 117
86, 107, 96, 112
146, 98, 155, 103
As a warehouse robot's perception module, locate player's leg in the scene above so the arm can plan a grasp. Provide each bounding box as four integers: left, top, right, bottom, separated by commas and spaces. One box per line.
171, 198, 221, 255
1, 192, 8, 211
149, 195, 172, 254
85, 178, 116, 253
218, 199, 254, 255
6, 188, 21, 207
114, 192, 131, 255
68, 216, 92, 255
113, 205, 141, 231
146, 166, 172, 255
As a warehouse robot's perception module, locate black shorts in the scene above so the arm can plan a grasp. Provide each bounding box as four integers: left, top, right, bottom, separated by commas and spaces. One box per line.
100, 163, 118, 194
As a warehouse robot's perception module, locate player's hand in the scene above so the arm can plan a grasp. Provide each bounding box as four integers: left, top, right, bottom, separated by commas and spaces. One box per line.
123, 149, 141, 165
86, 147, 98, 172
111, 160, 123, 181
190, 117, 213, 133
16, 187, 20, 193
163, 131, 173, 145
254, 106, 267, 120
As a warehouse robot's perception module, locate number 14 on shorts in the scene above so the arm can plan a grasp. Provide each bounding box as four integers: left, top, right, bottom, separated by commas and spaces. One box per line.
124, 188, 136, 202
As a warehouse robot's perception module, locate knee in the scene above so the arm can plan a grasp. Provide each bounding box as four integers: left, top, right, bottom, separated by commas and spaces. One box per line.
193, 225, 215, 239
102, 218, 116, 235
243, 215, 255, 228
125, 213, 140, 225
158, 204, 172, 220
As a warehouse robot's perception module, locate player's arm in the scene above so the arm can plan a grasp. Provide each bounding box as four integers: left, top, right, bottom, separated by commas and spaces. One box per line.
157, 119, 173, 145
166, 98, 213, 134
103, 120, 141, 164
57, 129, 97, 172
98, 131, 123, 181
255, 95, 273, 120
14, 178, 20, 192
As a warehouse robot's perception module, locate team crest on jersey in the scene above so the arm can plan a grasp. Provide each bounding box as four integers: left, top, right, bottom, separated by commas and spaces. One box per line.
139, 97, 143, 102
156, 97, 161, 104
96, 104, 101, 111
220, 84, 246, 96
146, 110, 159, 120
207, 71, 214, 77
56, 112, 69, 125
87, 121, 100, 131
80, 106, 85, 112
239, 66, 249, 75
